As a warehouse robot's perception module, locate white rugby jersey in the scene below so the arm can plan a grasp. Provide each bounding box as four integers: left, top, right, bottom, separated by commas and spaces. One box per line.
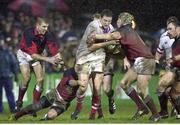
157, 31, 175, 59
76, 19, 114, 64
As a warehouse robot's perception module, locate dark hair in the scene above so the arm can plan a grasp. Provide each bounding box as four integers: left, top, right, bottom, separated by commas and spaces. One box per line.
101, 9, 112, 17
92, 13, 101, 20
167, 16, 180, 26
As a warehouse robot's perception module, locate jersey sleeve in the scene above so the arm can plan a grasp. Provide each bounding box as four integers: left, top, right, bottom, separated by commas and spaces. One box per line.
156, 36, 165, 54
46, 32, 59, 56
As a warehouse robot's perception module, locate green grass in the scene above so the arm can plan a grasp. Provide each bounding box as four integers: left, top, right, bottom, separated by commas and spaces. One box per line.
0, 72, 179, 123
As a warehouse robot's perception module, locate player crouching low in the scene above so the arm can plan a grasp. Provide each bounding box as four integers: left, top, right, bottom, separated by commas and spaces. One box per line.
9, 67, 79, 121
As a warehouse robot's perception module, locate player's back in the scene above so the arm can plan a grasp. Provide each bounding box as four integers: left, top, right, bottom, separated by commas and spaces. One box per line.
117, 24, 153, 61
56, 68, 78, 102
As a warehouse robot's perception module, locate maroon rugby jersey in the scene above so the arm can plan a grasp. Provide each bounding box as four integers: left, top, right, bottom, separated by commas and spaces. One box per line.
117, 24, 153, 61
56, 68, 79, 102
19, 27, 59, 56
171, 37, 180, 67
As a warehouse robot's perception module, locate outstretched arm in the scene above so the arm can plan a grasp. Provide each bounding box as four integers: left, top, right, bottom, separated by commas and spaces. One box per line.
88, 40, 119, 51
94, 31, 122, 40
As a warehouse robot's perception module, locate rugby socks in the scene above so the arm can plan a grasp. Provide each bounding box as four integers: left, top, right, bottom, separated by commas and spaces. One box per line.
90, 95, 101, 119
144, 95, 158, 115
125, 87, 145, 109
75, 94, 85, 112
33, 85, 43, 103
97, 105, 103, 118
157, 91, 168, 113
17, 85, 27, 102
107, 90, 114, 100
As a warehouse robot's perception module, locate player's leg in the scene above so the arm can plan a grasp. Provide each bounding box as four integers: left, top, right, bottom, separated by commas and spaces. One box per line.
89, 72, 103, 119
41, 101, 68, 121
103, 57, 116, 114
119, 68, 148, 120
9, 96, 51, 120
4, 78, 16, 113
156, 71, 175, 118
33, 62, 44, 103
16, 64, 31, 111
71, 64, 89, 120
169, 81, 180, 119
137, 75, 160, 122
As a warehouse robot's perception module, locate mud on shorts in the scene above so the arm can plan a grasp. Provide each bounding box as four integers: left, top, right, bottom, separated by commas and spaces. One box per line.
46, 89, 70, 114
104, 57, 115, 76
132, 57, 155, 75
75, 59, 105, 75
17, 49, 40, 66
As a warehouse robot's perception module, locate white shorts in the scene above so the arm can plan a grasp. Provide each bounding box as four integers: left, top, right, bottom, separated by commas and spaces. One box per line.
75, 59, 105, 74
17, 49, 40, 66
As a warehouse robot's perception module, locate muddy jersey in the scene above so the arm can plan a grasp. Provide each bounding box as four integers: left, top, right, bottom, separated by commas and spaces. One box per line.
117, 24, 153, 61
56, 68, 78, 102
76, 19, 114, 64
171, 37, 180, 68
157, 31, 174, 59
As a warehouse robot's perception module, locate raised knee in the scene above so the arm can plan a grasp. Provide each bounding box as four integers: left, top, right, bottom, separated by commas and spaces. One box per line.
120, 82, 127, 90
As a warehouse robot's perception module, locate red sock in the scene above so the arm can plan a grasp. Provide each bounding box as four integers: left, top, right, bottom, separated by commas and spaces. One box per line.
33, 85, 43, 103
90, 95, 101, 115
76, 95, 84, 111
17, 85, 27, 102
126, 87, 145, 109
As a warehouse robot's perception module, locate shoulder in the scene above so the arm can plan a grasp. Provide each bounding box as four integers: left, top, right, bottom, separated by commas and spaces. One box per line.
89, 20, 100, 28
117, 24, 132, 33
160, 31, 174, 44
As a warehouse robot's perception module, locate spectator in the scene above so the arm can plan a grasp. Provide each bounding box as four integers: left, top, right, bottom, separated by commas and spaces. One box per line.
0, 35, 19, 113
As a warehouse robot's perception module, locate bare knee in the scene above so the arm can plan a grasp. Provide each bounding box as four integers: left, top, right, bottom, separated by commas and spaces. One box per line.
47, 109, 58, 119
120, 81, 129, 90
36, 77, 44, 84
79, 80, 88, 92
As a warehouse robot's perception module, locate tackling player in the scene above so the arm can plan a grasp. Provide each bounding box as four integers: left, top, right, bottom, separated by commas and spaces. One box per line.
9, 67, 79, 121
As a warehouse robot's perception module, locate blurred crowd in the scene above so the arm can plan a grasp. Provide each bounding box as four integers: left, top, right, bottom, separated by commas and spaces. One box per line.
0, 10, 165, 74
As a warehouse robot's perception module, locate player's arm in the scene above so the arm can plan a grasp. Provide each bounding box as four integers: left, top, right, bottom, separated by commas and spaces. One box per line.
94, 31, 122, 40
167, 54, 180, 64
174, 54, 180, 61
155, 51, 162, 63
31, 53, 59, 65
88, 40, 119, 51
68, 80, 79, 86
123, 56, 131, 70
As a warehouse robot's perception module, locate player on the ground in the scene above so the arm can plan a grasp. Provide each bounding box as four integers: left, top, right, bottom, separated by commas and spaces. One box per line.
9, 67, 79, 121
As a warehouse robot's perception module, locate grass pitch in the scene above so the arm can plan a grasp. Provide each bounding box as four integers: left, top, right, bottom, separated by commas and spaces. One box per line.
0, 72, 179, 123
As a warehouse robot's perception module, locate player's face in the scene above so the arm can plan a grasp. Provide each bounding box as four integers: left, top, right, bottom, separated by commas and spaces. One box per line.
117, 18, 123, 28
37, 22, 49, 35
101, 15, 112, 28
167, 23, 177, 39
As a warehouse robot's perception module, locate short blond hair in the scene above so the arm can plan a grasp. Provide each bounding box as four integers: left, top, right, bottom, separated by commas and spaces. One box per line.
118, 12, 134, 25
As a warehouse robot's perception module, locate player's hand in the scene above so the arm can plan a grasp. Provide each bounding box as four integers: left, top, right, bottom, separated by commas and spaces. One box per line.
87, 33, 96, 47
166, 58, 174, 65
123, 57, 131, 70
